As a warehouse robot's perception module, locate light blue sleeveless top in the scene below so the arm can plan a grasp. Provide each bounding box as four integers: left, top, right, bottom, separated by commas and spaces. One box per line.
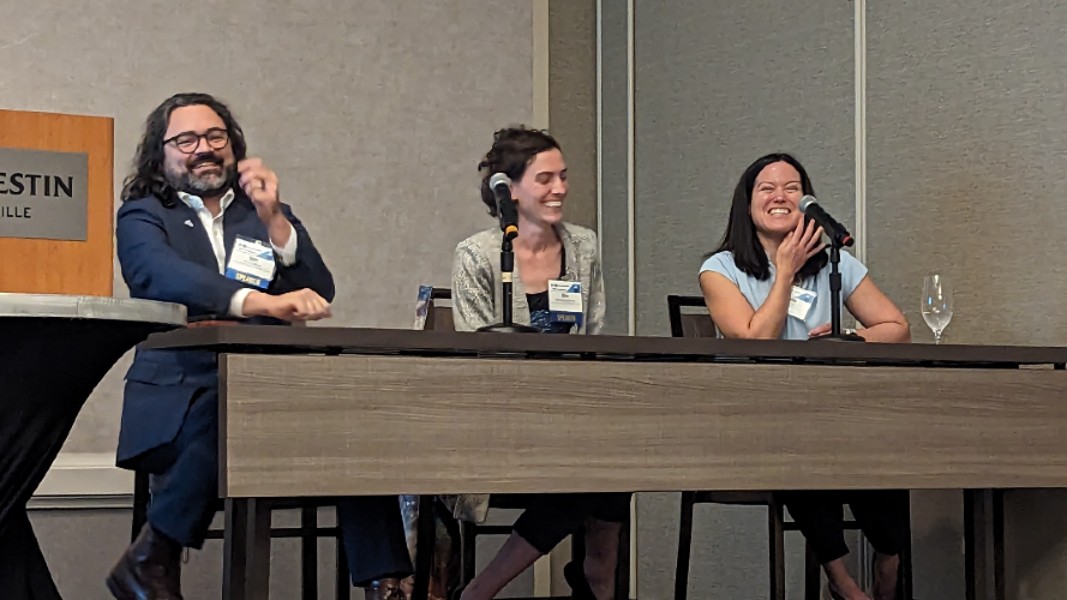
699, 250, 868, 341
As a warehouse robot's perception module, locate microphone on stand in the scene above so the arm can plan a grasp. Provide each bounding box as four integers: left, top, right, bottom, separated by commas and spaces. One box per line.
489, 173, 519, 240
478, 173, 537, 334
798, 194, 863, 342
799, 195, 853, 248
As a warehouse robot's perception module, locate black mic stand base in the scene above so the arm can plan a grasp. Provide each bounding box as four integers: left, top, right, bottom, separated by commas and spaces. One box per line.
809, 332, 866, 343
477, 323, 540, 334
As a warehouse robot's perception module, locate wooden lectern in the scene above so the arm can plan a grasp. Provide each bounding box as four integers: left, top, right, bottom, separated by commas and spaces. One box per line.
0, 109, 113, 295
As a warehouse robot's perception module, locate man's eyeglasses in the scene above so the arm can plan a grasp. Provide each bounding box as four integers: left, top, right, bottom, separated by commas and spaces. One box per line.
163, 128, 230, 154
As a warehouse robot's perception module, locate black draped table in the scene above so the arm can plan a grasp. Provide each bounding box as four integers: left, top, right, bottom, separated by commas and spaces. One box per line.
0, 294, 184, 599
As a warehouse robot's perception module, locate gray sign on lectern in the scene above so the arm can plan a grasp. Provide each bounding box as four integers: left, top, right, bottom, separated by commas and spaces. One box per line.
0, 147, 89, 241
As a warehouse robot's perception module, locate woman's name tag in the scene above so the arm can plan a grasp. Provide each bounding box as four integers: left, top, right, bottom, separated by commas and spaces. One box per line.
788, 285, 816, 320
548, 280, 584, 327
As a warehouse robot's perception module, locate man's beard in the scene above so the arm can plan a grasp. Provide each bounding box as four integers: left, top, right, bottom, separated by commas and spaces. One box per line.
165, 154, 236, 197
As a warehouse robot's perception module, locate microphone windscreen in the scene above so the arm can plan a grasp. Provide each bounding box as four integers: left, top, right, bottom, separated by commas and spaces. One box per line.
489, 172, 511, 190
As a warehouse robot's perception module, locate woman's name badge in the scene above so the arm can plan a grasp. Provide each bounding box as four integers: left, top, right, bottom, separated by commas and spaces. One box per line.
788, 285, 816, 320
548, 280, 584, 327
225, 235, 275, 289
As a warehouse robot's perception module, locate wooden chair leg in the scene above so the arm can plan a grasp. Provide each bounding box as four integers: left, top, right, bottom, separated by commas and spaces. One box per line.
300, 505, 318, 600
336, 526, 351, 600
460, 521, 477, 587
674, 492, 696, 600
768, 502, 786, 600
993, 489, 1005, 600
899, 493, 914, 600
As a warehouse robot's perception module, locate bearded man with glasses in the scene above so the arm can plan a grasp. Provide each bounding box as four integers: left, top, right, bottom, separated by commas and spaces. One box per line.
107, 93, 413, 600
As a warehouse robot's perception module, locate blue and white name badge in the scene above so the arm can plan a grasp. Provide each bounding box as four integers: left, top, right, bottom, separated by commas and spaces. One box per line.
788, 285, 816, 320
225, 235, 275, 289
413, 285, 433, 330
548, 279, 584, 329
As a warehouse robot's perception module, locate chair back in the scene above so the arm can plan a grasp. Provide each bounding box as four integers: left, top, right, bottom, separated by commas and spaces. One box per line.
666, 294, 717, 338
424, 287, 455, 332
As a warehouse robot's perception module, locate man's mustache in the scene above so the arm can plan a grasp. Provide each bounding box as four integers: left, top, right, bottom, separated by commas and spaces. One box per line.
188, 153, 224, 169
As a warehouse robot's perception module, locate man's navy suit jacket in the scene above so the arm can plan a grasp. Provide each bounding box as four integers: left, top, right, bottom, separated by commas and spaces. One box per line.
114, 192, 334, 467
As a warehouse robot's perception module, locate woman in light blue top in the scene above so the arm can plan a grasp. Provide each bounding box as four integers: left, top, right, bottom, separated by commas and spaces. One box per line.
699, 153, 910, 600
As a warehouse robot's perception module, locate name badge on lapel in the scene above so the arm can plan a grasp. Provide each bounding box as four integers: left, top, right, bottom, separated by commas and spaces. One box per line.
548, 279, 584, 329
225, 235, 275, 289
788, 285, 816, 321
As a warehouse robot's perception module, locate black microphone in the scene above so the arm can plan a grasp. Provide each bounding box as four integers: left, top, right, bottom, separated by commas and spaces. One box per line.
489, 173, 518, 240
799, 195, 853, 247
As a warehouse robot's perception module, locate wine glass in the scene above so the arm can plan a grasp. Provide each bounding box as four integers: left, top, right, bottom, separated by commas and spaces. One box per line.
921, 274, 953, 344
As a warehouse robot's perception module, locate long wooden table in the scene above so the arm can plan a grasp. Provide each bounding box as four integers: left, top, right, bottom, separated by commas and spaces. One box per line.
143, 326, 1067, 600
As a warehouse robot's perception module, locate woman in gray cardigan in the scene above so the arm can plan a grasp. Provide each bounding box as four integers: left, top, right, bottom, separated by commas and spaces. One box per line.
452, 127, 627, 600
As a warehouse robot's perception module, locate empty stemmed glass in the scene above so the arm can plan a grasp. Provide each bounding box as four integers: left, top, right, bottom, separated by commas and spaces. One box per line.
921, 274, 953, 344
